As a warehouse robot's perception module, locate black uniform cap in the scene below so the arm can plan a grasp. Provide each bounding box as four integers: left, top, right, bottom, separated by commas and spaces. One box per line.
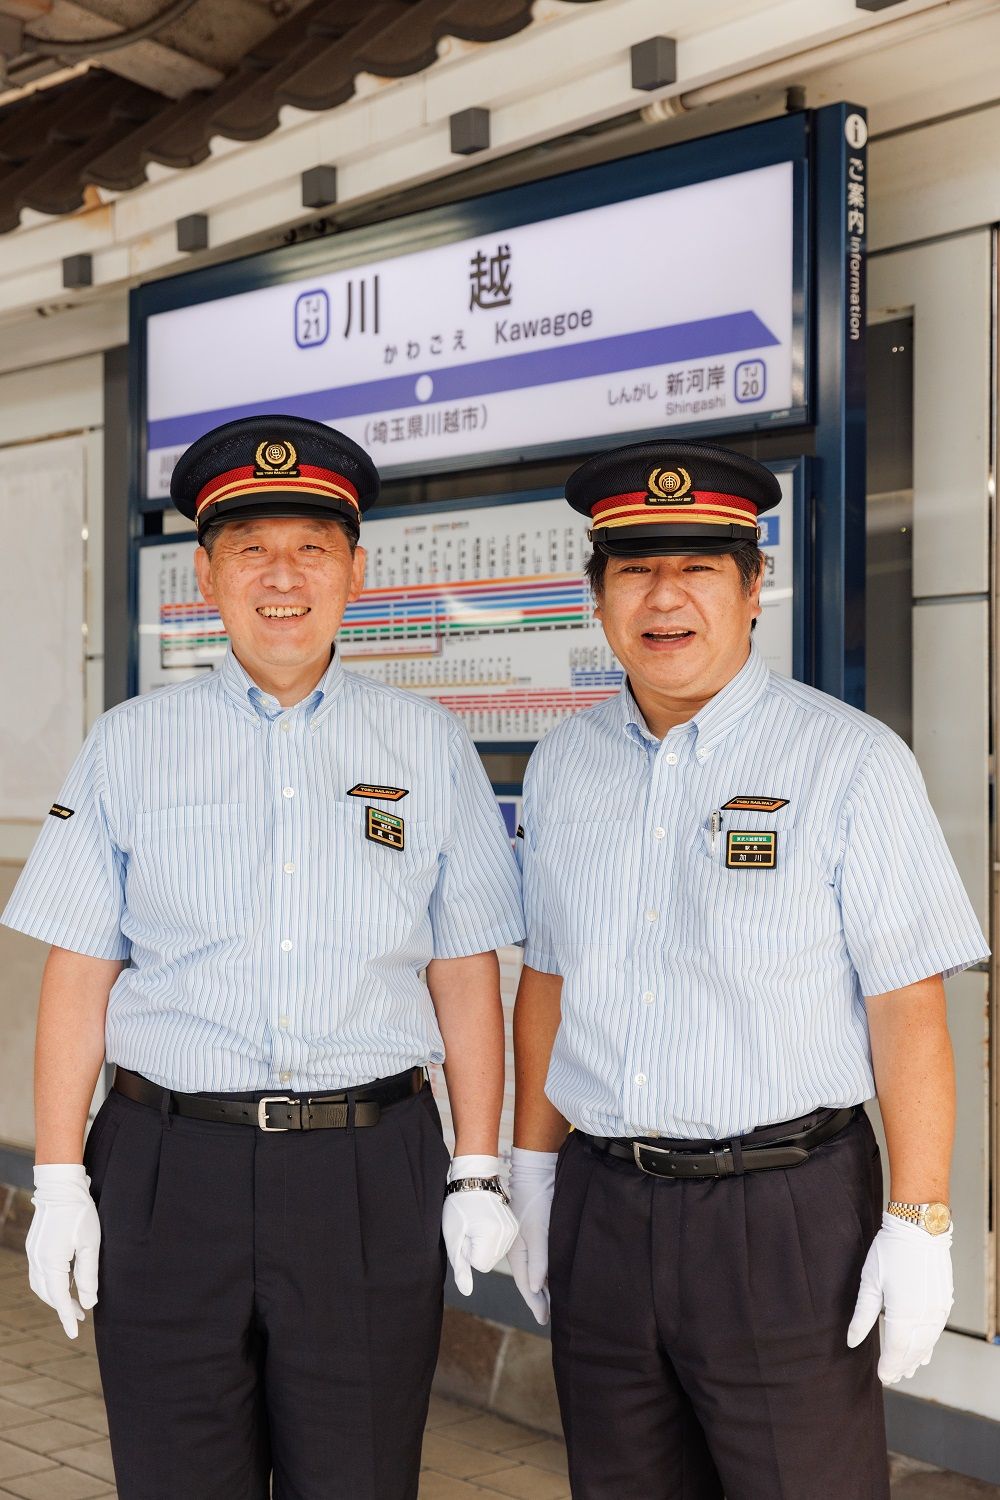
170, 414, 380, 538
566, 439, 781, 556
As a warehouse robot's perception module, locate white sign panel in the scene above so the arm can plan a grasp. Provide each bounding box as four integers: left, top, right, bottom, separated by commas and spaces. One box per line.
145, 162, 795, 495
137, 479, 794, 734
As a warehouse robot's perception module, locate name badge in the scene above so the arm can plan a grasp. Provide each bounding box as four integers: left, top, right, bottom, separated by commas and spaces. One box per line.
365, 806, 405, 851
725, 830, 777, 869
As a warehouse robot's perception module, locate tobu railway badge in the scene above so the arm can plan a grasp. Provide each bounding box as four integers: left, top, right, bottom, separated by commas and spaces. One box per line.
48, 803, 74, 819
722, 795, 789, 812
646, 466, 693, 504
726, 830, 777, 869
348, 783, 408, 802
366, 806, 405, 851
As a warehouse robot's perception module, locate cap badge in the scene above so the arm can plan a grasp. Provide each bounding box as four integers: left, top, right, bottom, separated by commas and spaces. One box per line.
646, 466, 693, 505
254, 440, 299, 477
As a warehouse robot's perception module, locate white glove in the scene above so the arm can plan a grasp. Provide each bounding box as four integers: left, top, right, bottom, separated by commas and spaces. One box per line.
507, 1146, 558, 1326
26, 1164, 101, 1340
846, 1211, 953, 1383
442, 1154, 519, 1296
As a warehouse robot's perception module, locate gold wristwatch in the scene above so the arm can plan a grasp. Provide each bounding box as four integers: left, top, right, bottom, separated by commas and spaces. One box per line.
886, 1201, 952, 1235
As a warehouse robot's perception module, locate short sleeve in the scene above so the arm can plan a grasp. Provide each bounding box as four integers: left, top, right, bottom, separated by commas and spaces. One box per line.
518, 752, 562, 976
427, 722, 524, 959
1, 718, 130, 961
839, 733, 989, 994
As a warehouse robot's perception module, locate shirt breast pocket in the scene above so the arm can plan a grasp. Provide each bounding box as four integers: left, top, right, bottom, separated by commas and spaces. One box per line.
328, 803, 440, 932
129, 804, 255, 941
695, 817, 798, 946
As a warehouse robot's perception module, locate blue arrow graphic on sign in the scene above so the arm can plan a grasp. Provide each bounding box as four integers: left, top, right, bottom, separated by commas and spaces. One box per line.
147, 310, 780, 451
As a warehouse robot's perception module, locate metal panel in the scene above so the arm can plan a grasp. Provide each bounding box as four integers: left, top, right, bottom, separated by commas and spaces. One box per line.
870, 234, 990, 600
869, 237, 992, 1340
913, 513, 990, 1337
913, 599, 989, 928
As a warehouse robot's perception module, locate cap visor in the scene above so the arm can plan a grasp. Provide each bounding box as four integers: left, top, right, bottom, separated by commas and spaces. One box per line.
198, 494, 360, 534
594, 523, 758, 557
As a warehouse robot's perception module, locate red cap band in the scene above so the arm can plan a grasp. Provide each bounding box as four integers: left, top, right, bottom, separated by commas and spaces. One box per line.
590, 488, 759, 531
195, 464, 361, 520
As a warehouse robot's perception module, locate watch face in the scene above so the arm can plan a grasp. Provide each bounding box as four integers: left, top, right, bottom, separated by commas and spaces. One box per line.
924, 1202, 952, 1235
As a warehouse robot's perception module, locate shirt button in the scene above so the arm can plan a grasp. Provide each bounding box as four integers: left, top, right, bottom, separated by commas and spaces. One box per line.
278, 1016, 290, 1029
279, 1072, 291, 1085
697, 748, 709, 761
280, 939, 293, 952
642, 991, 655, 1005
635, 1073, 647, 1086
282, 786, 295, 798
645, 908, 659, 922
283, 862, 295, 874
653, 827, 665, 840
280, 721, 291, 733
665, 752, 679, 766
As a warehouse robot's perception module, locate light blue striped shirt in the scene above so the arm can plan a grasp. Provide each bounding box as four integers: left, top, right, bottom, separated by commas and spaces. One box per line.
518, 645, 988, 1139
3, 647, 524, 1092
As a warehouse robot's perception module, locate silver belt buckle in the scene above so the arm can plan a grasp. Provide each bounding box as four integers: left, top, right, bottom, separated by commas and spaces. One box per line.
632, 1141, 674, 1175
257, 1095, 294, 1132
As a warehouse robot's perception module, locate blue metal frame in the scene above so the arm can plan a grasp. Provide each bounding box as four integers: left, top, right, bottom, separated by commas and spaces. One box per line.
810, 104, 867, 707
127, 104, 863, 712
128, 111, 810, 499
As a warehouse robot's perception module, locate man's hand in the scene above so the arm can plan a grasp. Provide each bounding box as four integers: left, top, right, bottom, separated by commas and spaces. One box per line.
846, 1212, 953, 1383
26, 1164, 101, 1339
507, 1146, 558, 1326
442, 1155, 518, 1295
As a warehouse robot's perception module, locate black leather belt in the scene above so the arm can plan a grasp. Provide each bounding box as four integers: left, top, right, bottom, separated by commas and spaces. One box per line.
582, 1105, 859, 1180
113, 1065, 424, 1131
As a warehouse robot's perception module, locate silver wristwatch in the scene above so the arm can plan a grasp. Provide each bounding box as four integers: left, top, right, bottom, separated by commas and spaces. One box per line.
444, 1176, 510, 1205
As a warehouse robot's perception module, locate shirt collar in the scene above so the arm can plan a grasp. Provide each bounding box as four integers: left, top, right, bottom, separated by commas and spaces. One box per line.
618, 642, 770, 753
217, 645, 346, 724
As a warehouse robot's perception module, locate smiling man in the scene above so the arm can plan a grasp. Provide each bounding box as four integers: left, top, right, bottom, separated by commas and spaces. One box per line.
2, 415, 523, 1500
507, 439, 988, 1500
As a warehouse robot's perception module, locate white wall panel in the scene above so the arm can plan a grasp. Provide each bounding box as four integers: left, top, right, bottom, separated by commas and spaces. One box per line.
0, 354, 102, 447
869, 235, 991, 600
913, 599, 989, 930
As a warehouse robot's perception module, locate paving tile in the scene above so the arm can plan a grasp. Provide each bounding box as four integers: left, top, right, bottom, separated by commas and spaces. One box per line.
0, 1372, 29, 1394
500, 1441, 569, 1478
25, 1368, 100, 1399
418, 1475, 493, 1500
476, 1467, 570, 1500
1, 1469, 112, 1498
892, 1473, 1000, 1497
46, 1442, 113, 1486
0, 1313, 56, 1336
420, 1432, 519, 1481
31, 1330, 93, 1359
444, 1414, 543, 1454
0, 1334, 31, 1352
426, 1395, 479, 1432
34, 1403, 106, 1440
0, 1384, 83, 1414
0, 1346, 69, 1372
0, 1441, 54, 1482
0, 1404, 44, 1435
1, 1424, 99, 1460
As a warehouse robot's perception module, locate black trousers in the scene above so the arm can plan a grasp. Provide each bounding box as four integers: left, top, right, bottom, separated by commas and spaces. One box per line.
83, 1081, 449, 1500
548, 1112, 889, 1500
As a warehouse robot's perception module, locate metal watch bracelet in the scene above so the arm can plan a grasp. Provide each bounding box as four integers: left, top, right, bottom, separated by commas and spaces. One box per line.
444, 1176, 511, 1205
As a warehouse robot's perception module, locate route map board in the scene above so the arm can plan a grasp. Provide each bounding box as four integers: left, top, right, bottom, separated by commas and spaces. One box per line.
137, 477, 795, 737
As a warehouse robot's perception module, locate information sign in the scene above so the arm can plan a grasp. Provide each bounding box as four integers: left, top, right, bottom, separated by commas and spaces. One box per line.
144, 160, 796, 494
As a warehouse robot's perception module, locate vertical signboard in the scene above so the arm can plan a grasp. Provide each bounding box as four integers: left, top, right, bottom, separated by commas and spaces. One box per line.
813, 104, 868, 707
